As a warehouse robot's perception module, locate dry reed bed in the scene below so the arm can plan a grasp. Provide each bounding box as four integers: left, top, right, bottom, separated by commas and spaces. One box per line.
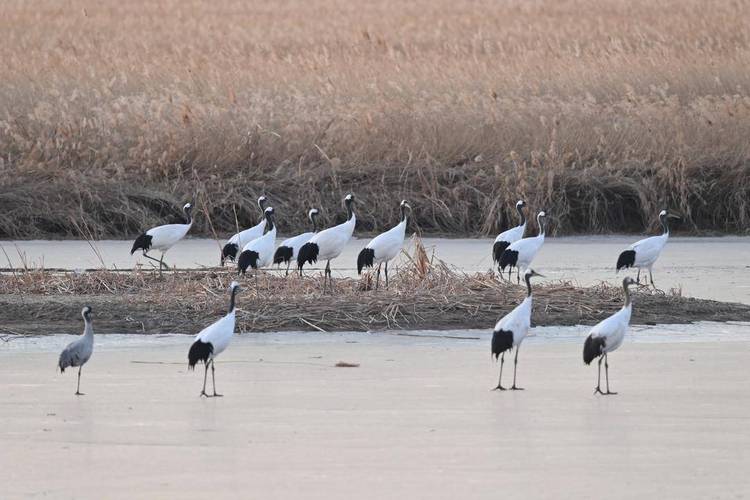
1, 0, 750, 238
2, 257, 748, 336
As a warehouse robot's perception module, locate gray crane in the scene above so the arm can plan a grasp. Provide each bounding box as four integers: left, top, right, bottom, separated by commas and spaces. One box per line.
58, 306, 95, 395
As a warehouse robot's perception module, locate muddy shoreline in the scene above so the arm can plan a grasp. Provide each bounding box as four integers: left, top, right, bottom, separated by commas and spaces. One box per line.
2, 276, 749, 336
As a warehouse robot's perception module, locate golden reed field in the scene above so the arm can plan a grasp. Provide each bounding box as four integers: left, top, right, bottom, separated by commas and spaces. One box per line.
1, 0, 749, 238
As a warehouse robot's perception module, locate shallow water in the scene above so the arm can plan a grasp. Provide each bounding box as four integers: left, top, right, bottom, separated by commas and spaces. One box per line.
2, 235, 749, 303
5, 321, 750, 353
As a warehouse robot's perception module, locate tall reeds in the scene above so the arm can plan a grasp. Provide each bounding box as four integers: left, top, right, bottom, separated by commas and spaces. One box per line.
1, 0, 749, 238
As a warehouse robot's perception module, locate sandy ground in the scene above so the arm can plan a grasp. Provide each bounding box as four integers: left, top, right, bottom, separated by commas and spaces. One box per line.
2, 329, 750, 499
3, 235, 749, 303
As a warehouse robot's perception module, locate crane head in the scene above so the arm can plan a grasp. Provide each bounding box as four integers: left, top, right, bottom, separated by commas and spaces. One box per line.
258, 196, 268, 210
81, 306, 93, 321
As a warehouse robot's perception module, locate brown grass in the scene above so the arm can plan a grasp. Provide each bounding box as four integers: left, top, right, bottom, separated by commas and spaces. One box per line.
1, 0, 750, 238
1, 240, 748, 336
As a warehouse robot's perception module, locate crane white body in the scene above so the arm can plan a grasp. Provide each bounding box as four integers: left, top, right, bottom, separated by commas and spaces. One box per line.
586, 305, 632, 356
193, 308, 236, 360
226, 220, 266, 252
308, 215, 356, 261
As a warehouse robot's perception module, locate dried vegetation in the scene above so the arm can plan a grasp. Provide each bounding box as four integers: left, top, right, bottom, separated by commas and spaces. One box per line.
1, 240, 748, 336
1, 0, 750, 238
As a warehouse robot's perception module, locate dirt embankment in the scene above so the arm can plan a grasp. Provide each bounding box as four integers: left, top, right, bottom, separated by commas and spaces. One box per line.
2, 266, 748, 337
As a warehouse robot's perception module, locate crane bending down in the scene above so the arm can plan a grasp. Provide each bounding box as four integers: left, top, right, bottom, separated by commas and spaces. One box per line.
357, 200, 411, 289
583, 277, 637, 395
616, 209, 679, 288
491, 269, 543, 390
58, 306, 95, 396
188, 281, 241, 397
131, 202, 193, 276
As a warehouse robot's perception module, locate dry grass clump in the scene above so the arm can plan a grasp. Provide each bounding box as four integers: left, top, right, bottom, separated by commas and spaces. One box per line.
1, 0, 750, 238
2, 240, 748, 335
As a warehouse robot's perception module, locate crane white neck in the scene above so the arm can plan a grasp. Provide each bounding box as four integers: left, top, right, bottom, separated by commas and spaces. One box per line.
537, 214, 546, 237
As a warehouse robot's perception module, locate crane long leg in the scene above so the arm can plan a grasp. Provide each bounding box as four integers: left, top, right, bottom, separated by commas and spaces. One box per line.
375, 263, 381, 290
594, 356, 604, 395
636, 269, 641, 284
604, 354, 617, 395
285, 261, 290, 277
75, 366, 84, 396
649, 269, 656, 289
516, 267, 520, 284
211, 360, 223, 397
385, 261, 389, 288
200, 362, 210, 397
142, 252, 166, 276
255, 269, 259, 297
493, 352, 506, 391
511, 345, 524, 390
325, 260, 333, 294
507, 267, 512, 281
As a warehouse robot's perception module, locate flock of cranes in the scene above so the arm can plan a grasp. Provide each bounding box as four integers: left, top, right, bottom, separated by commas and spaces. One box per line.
63, 195, 679, 397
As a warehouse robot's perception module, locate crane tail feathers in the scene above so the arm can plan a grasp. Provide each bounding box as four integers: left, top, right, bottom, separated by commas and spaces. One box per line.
583, 335, 605, 365
188, 340, 213, 369
357, 248, 375, 274
297, 242, 319, 270
273, 246, 293, 265
616, 250, 636, 271
491, 329, 514, 359
237, 250, 260, 275
222, 243, 239, 265
492, 241, 510, 265
499, 249, 518, 270
130, 233, 152, 255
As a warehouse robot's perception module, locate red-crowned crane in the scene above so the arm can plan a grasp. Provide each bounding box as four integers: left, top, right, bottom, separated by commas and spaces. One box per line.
297, 194, 356, 292
130, 202, 193, 276
499, 211, 547, 282
221, 196, 268, 266
616, 209, 680, 288
583, 277, 637, 395
491, 269, 543, 391
273, 208, 320, 276
188, 281, 241, 397
237, 207, 277, 292
357, 200, 411, 289
492, 200, 526, 275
